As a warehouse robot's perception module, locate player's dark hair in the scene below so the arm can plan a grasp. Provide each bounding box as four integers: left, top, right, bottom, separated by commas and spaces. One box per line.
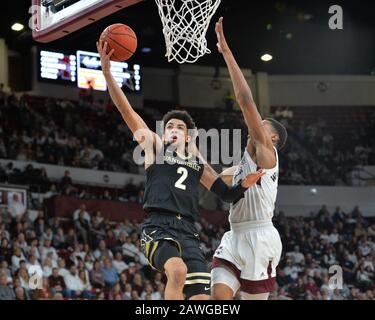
265, 118, 288, 150
162, 110, 196, 131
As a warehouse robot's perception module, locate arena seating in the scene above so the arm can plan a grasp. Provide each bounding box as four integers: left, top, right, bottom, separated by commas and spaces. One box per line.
0, 168, 374, 300
1, 95, 374, 186
1, 95, 375, 300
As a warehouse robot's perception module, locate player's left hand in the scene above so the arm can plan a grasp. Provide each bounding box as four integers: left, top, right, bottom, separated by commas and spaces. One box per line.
215, 17, 230, 54
241, 170, 265, 188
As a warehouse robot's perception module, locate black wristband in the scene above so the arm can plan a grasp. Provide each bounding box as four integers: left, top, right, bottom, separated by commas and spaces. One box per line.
210, 177, 247, 203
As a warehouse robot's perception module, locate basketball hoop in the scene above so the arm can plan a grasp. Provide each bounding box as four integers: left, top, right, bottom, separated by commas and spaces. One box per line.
155, 0, 222, 64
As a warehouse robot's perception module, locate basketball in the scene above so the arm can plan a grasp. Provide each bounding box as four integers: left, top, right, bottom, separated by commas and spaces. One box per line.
99, 23, 137, 61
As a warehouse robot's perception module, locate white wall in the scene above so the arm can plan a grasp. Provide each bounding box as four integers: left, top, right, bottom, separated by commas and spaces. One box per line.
0, 39, 9, 88
142, 64, 256, 109
269, 75, 375, 106
276, 185, 375, 217
6, 44, 375, 109
142, 69, 375, 108
256, 72, 271, 116
142, 67, 176, 102
141, 68, 375, 108
177, 65, 255, 109
23, 46, 375, 109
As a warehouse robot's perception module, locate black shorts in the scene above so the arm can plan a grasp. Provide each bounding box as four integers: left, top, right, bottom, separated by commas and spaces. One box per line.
141, 212, 211, 299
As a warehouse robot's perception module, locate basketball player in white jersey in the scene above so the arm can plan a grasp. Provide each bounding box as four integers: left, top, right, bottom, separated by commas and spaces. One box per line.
210, 17, 288, 300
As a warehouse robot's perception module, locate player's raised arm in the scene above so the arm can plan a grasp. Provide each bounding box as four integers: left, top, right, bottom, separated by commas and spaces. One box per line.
215, 17, 276, 168
97, 41, 161, 151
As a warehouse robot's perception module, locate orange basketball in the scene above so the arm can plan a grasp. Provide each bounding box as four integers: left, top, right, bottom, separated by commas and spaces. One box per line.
99, 23, 137, 61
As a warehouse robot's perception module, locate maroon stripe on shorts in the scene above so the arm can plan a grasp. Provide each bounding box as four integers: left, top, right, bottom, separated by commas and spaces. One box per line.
211, 257, 241, 280
240, 277, 276, 294
211, 257, 276, 294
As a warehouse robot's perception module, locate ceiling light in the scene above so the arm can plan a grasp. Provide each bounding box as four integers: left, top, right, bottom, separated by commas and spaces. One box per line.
11, 23, 24, 31
261, 54, 273, 62
141, 47, 151, 53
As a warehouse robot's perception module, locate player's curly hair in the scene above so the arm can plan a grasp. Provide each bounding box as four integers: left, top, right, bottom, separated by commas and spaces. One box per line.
265, 118, 288, 150
162, 110, 196, 130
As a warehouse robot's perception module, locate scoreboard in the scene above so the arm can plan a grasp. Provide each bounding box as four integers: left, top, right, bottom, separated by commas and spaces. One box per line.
38, 48, 141, 92
39, 50, 76, 83
77, 50, 141, 92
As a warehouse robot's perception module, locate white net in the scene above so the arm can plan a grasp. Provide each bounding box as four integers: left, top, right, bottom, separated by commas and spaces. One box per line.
155, 0, 222, 64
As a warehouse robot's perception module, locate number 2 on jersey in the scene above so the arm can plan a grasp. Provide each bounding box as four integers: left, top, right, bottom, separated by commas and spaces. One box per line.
175, 167, 188, 190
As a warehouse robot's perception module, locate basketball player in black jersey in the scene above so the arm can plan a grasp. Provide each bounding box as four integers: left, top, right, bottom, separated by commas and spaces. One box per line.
97, 41, 264, 300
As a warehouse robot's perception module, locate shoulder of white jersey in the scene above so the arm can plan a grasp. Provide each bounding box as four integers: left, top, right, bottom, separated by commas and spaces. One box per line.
242, 147, 279, 172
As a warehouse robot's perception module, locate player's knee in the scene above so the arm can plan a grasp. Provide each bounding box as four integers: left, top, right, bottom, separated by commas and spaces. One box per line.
211, 284, 233, 300
164, 258, 187, 287
211, 267, 238, 300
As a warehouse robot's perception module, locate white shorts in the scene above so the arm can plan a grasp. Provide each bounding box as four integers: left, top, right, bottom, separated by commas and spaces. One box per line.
211, 220, 282, 294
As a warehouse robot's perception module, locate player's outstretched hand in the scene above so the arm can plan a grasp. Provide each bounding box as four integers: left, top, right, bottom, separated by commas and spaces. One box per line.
241, 170, 265, 188
96, 40, 114, 75
215, 17, 230, 54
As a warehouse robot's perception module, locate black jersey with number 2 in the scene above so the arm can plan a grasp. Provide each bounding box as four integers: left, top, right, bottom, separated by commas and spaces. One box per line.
143, 144, 204, 222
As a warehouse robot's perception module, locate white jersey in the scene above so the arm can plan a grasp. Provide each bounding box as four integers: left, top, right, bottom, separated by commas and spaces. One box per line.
229, 147, 279, 223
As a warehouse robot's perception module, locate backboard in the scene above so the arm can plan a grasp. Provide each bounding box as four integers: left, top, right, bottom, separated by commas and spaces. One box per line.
30, 0, 143, 43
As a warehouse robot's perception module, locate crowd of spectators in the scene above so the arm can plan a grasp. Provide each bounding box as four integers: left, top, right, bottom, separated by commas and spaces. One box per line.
273, 106, 375, 186
1, 94, 374, 187
272, 205, 375, 300
1, 76, 375, 301
0, 191, 374, 300
0, 93, 138, 173
0, 205, 161, 300
0, 196, 224, 300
